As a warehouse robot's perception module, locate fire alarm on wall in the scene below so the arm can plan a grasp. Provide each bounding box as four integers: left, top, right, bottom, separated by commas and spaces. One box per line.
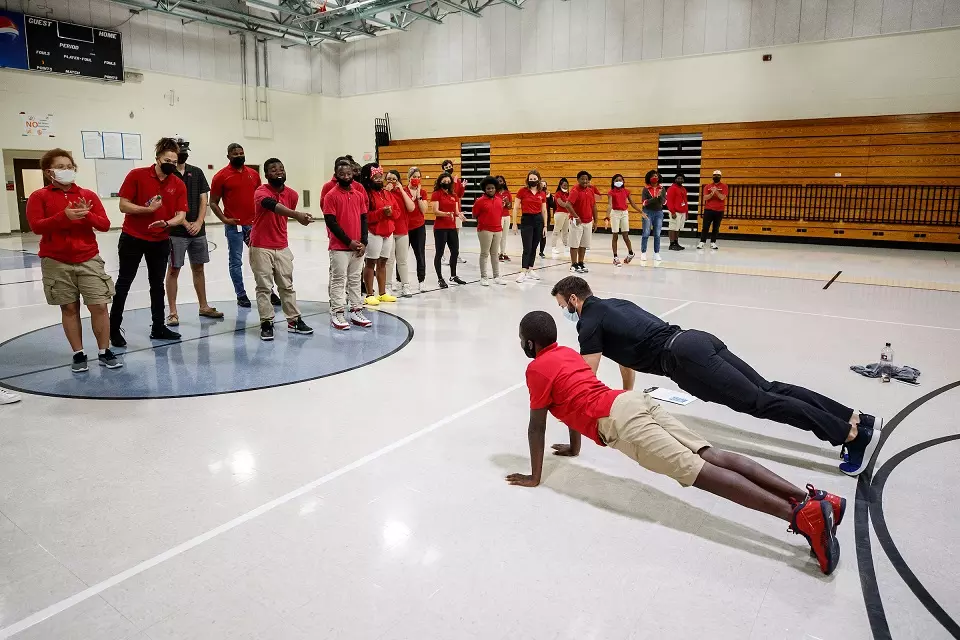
762, 54, 772, 61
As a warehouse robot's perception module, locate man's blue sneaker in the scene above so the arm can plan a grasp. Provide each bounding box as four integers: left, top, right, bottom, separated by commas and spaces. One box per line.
839, 423, 880, 476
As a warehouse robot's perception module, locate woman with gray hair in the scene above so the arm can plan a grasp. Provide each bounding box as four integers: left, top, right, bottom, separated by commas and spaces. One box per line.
404, 166, 429, 291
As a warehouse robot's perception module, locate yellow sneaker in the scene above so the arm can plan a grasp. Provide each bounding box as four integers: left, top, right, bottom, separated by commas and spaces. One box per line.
379, 293, 397, 303
365, 295, 381, 306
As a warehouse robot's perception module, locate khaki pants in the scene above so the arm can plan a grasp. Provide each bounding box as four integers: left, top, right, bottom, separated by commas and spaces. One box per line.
597, 392, 711, 487
551, 212, 569, 250
329, 249, 364, 313
386, 233, 410, 289
498, 215, 512, 255
477, 230, 501, 279
250, 247, 300, 322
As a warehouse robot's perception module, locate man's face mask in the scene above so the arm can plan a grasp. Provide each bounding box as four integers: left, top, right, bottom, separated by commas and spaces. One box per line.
522, 338, 537, 359
713, 175, 721, 183
230, 155, 246, 168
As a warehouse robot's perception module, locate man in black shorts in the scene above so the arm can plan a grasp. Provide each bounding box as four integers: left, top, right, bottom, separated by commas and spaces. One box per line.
165, 140, 224, 326
550, 276, 880, 477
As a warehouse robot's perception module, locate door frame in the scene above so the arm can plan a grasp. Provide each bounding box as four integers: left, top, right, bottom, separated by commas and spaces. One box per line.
13, 158, 47, 232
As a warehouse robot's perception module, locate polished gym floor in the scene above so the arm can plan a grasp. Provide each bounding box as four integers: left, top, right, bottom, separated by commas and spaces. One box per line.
1, 225, 958, 639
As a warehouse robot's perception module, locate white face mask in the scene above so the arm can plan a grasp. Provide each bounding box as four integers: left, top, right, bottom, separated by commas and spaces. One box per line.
53, 169, 76, 185
614, 181, 624, 188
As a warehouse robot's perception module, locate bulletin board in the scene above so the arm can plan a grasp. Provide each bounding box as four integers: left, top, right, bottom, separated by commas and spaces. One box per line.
94, 159, 135, 199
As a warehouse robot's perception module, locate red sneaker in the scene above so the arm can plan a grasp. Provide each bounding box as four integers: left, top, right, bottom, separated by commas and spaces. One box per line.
806, 484, 846, 532
790, 497, 840, 575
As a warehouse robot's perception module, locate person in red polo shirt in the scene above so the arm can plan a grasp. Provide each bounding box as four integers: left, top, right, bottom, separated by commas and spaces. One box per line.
472, 176, 508, 287
110, 138, 188, 346
384, 169, 416, 297
323, 160, 371, 331
495, 176, 512, 262
26, 148, 121, 372
403, 166, 429, 292
512, 170, 548, 284
560, 171, 597, 274
506, 310, 844, 576
666, 173, 689, 251
699, 169, 728, 250
359, 163, 398, 306
209, 142, 269, 308
440, 159, 468, 265
431, 173, 466, 288
250, 158, 315, 341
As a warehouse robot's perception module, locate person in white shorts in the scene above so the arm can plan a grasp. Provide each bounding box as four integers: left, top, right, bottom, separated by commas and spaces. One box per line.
606, 173, 644, 266
359, 163, 397, 306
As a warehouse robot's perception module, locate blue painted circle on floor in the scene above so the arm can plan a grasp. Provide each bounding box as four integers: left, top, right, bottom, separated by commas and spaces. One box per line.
0, 301, 412, 400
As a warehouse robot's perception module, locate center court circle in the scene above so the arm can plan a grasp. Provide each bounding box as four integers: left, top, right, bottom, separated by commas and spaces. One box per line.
0, 301, 413, 400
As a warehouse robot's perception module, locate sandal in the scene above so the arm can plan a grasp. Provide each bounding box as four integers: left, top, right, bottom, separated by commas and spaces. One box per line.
199, 307, 224, 319
165, 313, 179, 327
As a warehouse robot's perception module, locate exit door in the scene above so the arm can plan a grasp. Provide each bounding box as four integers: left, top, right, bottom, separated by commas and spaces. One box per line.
14, 158, 47, 232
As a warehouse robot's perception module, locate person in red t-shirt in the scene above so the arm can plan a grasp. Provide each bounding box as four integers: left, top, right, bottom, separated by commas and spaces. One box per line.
550, 178, 571, 256
666, 173, 689, 251
512, 170, 549, 283
359, 163, 401, 306
111, 138, 188, 345
606, 173, 643, 266
441, 159, 468, 265
430, 173, 466, 288
383, 169, 416, 297
26, 147, 120, 372
700, 169, 728, 250
495, 176, 513, 262
559, 171, 598, 274
403, 167, 429, 292
249, 158, 315, 341
507, 310, 845, 576
209, 143, 266, 308
323, 160, 371, 331
472, 176, 508, 286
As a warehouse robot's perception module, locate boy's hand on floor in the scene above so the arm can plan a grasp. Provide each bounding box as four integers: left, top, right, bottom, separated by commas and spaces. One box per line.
551, 444, 578, 457
505, 473, 539, 487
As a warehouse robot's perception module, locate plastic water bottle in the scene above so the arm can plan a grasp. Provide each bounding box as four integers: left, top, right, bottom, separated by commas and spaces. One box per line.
880, 343, 894, 383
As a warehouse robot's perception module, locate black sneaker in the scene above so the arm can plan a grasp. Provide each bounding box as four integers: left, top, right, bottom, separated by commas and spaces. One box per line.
438, 278, 448, 289
260, 321, 274, 341
287, 317, 314, 335
839, 425, 880, 477
110, 329, 127, 349
270, 291, 282, 306
150, 326, 182, 341
669, 244, 681, 251
451, 276, 467, 285
539, 252, 546, 259
98, 349, 123, 369
677, 244, 686, 250
858, 413, 882, 432
71, 352, 88, 373
237, 295, 252, 308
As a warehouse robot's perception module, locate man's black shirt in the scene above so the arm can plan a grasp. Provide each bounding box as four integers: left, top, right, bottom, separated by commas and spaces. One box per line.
576, 296, 680, 375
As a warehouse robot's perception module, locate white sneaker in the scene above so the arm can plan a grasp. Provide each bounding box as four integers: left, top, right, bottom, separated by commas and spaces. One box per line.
711, 243, 719, 250
401, 284, 413, 298
613, 257, 622, 267
418, 282, 425, 293
654, 253, 662, 262
330, 312, 350, 331
528, 270, 541, 281
551, 247, 560, 257
480, 277, 490, 287
640, 253, 647, 264
0, 388, 22, 405
493, 277, 507, 286
516, 272, 527, 283
697, 242, 704, 250
569, 266, 578, 273
350, 309, 372, 328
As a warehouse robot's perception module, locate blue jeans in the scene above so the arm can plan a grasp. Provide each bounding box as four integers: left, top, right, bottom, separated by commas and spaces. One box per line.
641, 210, 664, 254
225, 224, 251, 298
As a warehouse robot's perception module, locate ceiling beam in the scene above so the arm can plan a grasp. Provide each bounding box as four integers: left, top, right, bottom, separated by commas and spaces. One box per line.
499, 0, 523, 9
434, 0, 481, 17
362, 14, 407, 30
400, 7, 443, 25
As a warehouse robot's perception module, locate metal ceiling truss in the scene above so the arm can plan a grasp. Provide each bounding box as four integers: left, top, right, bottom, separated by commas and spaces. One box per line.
104, 0, 523, 48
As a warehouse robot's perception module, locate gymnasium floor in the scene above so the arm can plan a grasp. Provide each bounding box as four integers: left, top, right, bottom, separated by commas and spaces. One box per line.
1, 225, 958, 640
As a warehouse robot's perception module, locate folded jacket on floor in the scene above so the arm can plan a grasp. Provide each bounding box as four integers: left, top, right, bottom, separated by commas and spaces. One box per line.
850, 363, 921, 383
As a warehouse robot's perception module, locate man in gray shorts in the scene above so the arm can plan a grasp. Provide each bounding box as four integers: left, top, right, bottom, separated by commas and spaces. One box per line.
165, 140, 224, 325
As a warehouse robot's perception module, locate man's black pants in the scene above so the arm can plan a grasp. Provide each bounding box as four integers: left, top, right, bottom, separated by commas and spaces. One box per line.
110, 232, 170, 332
663, 330, 852, 446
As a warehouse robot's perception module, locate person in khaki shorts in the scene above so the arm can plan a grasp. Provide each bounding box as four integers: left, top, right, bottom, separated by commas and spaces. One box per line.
250, 158, 314, 341
26, 148, 122, 373
507, 311, 845, 575
561, 171, 598, 274
606, 173, 644, 266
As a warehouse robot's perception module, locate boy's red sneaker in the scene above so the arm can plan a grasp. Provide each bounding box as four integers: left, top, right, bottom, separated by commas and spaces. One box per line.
806, 484, 846, 532
790, 497, 840, 575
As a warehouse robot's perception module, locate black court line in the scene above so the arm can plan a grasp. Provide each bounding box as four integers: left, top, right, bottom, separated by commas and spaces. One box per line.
823, 270, 843, 290
855, 379, 960, 639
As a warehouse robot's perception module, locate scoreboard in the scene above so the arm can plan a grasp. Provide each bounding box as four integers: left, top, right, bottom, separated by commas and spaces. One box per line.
24, 15, 123, 82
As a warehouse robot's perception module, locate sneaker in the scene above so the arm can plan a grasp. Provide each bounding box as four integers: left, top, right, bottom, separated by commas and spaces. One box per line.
654, 253, 662, 263
457, 257, 467, 264
539, 252, 546, 259
790, 497, 839, 575
569, 266, 578, 273
806, 484, 846, 533
669, 244, 681, 251
516, 272, 527, 283
330, 312, 350, 331
502, 255, 512, 262
858, 413, 883, 433
613, 257, 622, 267
528, 270, 541, 281
270, 291, 282, 306
551, 248, 560, 257
237, 295, 252, 308
287, 317, 314, 335
150, 326, 182, 341
640, 253, 647, 264
379, 293, 398, 303
580, 264, 590, 273
0, 388, 21, 405
480, 277, 490, 287
498, 255, 506, 262
401, 284, 414, 298
71, 352, 89, 374
110, 328, 127, 349
493, 277, 507, 286
839, 425, 880, 477
418, 282, 425, 293
350, 309, 372, 327
697, 242, 705, 250
260, 321, 275, 341
98, 349, 123, 369
438, 278, 448, 289
451, 276, 467, 285
365, 295, 381, 306
711, 243, 719, 250
677, 244, 686, 251
624, 253, 635, 264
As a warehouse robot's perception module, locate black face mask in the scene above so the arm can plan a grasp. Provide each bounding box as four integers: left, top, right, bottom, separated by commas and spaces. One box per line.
230, 156, 246, 168
268, 176, 286, 188
337, 178, 353, 188
527, 180, 538, 188
712, 176, 721, 183
522, 340, 537, 359
159, 162, 178, 175
177, 153, 189, 165
441, 182, 452, 191
443, 167, 453, 174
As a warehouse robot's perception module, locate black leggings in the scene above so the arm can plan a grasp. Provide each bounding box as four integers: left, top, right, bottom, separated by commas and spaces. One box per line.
665, 330, 852, 446
408, 225, 427, 283
519, 214, 543, 269
433, 228, 459, 278
700, 210, 723, 243
110, 232, 170, 332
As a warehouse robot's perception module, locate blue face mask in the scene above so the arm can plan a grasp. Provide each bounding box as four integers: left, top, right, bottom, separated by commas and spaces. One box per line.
563, 306, 578, 323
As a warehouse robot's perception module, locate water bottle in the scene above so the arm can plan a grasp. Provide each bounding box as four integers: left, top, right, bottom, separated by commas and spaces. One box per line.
880, 343, 894, 383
